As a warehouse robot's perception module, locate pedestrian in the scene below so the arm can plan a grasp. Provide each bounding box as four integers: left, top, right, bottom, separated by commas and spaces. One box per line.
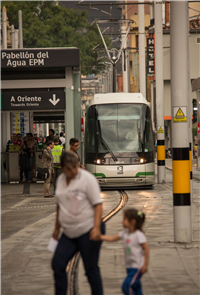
34, 132, 40, 143
42, 140, 54, 198
43, 129, 55, 144
52, 151, 105, 295
101, 208, 149, 295
13, 133, 23, 147
59, 132, 65, 147
19, 133, 35, 183
5, 133, 17, 152
13, 133, 24, 182
69, 138, 85, 169
52, 137, 63, 192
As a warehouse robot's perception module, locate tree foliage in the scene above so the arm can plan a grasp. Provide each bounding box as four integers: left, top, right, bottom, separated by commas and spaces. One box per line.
1, 1, 109, 75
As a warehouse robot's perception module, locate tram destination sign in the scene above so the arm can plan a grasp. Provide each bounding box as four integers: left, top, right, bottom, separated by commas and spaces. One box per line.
1, 92, 66, 110
1, 48, 79, 69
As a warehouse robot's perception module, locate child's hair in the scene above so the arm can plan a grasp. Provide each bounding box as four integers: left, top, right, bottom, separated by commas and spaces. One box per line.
124, 208, 145, 231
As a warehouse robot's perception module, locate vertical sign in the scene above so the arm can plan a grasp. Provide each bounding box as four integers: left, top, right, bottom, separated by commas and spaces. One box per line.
11, 112, 29, 135
147, 38, 155, 76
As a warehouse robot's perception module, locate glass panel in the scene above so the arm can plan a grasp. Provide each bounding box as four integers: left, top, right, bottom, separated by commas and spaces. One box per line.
96, 104, 143, 153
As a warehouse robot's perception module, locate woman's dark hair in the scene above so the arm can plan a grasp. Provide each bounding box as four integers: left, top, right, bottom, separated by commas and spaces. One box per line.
61, 151, 79, 169
60, 132, 64, 136
26, 132, 33, 137
124, 208, 145, 231
49, 129, 55, 135
47, 141, 53, 146
70, 138, 79, 145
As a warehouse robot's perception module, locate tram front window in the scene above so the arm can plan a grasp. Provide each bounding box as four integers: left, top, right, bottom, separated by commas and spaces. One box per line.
96, 104, 144, 153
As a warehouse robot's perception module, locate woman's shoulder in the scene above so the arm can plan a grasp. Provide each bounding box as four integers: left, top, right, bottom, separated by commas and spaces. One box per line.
80, 169, 97, 181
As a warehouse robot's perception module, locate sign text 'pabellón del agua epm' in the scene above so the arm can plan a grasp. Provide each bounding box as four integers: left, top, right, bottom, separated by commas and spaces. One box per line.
2, 51, 49, 67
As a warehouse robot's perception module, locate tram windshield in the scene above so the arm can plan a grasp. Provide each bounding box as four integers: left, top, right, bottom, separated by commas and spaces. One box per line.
85, 103, 154, 156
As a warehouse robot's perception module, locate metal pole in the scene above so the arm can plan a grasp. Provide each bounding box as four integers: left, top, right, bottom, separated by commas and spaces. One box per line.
155, 1, 165, 183
11, 25, 15, 48
113, 64, 116, 92
121, 25, 128, 93
2, 7, 7, 49
14, 29, 19, 49
18, 10, 23, 48
188, 27, 193, 202
170, 1, 191, 243
138, 0, 146, 98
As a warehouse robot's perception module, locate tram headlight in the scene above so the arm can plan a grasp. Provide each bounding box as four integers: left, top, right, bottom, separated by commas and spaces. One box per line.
139, 158, 146, 163
96, 159, 101, 164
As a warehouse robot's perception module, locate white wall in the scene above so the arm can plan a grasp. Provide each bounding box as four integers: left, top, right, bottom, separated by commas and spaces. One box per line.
163, 33, 200, 81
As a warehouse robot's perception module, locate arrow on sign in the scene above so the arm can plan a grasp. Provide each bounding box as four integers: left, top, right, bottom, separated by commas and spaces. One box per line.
49, 94, 60, 106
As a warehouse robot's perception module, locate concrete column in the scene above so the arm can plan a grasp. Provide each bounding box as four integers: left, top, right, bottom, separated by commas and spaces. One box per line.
150, 81, 154, 129
11, 25, 15, 48
2, 7, 7, 49
155, 1, 165, 183
73, 70, 81, 144
18, 10, 23, 48
170, 1, 191, 243
14, 29, 19, 49
138, 0, 146, 98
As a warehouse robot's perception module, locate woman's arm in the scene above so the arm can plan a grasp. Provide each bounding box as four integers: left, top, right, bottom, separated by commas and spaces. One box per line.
101, 234, 120, 242
52, 205, 60, 240
90, 203, 102, 241
140, 243, 149, 274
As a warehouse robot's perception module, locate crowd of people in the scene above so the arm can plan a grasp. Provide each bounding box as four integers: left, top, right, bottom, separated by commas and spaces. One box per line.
5, 129, 67, 184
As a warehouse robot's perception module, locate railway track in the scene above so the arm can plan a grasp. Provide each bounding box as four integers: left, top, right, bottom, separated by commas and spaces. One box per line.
68, 190, 128, 295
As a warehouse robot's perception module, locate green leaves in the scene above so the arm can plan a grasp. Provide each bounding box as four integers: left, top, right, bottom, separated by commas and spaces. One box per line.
1, 1, 109, 75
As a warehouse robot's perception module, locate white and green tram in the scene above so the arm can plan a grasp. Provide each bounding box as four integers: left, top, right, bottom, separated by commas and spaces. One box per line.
85, 93, 155, 188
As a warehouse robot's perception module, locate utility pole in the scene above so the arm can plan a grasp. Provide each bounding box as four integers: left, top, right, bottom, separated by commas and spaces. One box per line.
170, 1, 191, 243
14, 29, 19, 49
155, 1, 165, 183
2, 6, 7, 49
18, 10, 23, 48
138, 0, 146, 98
121, 25, 128, 92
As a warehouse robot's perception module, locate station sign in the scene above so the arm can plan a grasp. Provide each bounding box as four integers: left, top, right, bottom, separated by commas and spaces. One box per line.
1, 92, 66, 111
1, 48, 79, 69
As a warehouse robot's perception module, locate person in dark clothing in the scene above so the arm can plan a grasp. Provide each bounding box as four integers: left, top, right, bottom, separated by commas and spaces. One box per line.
69, 138, 85, 169
44, 129, 55, 144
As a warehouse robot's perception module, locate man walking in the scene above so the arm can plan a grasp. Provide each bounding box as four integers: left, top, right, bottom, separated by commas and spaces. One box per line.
44, 129, 55, 144
42, 141, 54, 198
52, 137, 63, 192
69, 138, 85, 169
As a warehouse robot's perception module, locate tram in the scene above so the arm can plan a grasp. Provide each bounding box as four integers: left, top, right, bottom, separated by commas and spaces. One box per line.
84, 93, 155, 188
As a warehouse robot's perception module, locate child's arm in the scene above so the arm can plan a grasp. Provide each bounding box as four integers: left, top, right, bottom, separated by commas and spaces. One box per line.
100, 234, 120, 242
140, 243, 149, 274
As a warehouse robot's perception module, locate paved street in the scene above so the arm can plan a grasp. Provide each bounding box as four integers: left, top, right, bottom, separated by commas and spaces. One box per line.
1, 165, 200, 295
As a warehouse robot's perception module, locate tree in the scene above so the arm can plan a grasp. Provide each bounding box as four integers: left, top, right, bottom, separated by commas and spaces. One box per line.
1, 1, 109, 75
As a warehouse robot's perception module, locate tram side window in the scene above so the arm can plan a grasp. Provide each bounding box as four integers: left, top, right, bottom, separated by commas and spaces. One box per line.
144, 107, 154, 152
85, 107, 95, 153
